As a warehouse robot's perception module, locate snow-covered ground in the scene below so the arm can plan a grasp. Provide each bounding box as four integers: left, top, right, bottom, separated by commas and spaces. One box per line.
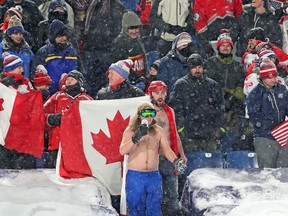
181, 168, 288, 216
0, 169, 118, 216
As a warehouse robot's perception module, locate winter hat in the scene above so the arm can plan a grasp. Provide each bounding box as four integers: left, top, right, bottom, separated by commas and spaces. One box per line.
258, 48, 277, 59
48, 19, 67, 42
2, 52, 23, 72
48, 0, 67, 13
5, 5, 23, 20
122, 11, 142, 28
6, 15, 24, 35
33, 65, 52, 87
216, 29, 234, 49
67, 70, 84, 86
259, 59, 278, 79
148, 81, 167, 94
187, 53, 203, 68
247, 27, 266, 41
176, 32, 192, 49
108, 59, 133, 79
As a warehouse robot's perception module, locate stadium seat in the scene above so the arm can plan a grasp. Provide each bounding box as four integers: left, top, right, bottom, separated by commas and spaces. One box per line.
185, 151, 225, 177
225, 151, 259, 168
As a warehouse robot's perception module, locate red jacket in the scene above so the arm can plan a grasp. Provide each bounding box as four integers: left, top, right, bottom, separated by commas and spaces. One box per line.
44, 89, 92, 150
193, 0, 243, 34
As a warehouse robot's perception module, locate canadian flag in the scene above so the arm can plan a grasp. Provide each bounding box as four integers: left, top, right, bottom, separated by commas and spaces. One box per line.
271, 119, 288, 148
0, 83, 44, 157
57, 96, 150, 197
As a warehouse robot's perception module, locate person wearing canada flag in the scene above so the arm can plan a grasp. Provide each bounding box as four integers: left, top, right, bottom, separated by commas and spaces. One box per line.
246, 59, 288, 168
148, 80, 187, 216
43, 70, 92, 166
120, 102, 187, 216
0, 52, 33, 93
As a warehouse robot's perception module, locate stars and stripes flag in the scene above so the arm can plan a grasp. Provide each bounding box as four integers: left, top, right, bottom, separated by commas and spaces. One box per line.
271, 119, 288, 147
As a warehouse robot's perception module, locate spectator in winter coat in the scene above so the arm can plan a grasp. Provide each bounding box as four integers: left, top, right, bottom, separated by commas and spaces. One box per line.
169, 53, 225, 153
82, 0, 125, 98
96, 58, 144, 214
246, 59, 288, 168
96, 59, 145, 100
0, 52, 35, 169
157, 32, 198, 95
31, 19, 83, 95
43, 70, 92, 167
230, 0, 283, 58
0, 15, 33, 78
149, 0, 195, 57
0, 52, 32, 91
204, 29, 247, 152
111, 11, 149, 92
0, 0, 44, 52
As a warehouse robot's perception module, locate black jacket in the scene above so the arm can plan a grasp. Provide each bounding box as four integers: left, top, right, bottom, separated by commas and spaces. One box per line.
96, 80, 145, 100
169, 73, 225, 139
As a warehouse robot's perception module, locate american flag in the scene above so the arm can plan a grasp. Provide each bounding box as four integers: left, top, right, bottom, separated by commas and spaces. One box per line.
271, 119, 288, 147
269, 0, 284, 10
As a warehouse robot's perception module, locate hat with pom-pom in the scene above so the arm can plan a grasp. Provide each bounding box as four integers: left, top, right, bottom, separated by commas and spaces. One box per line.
2, 52, 23, 72
216, 29, 234, 49
108, 59, 133, 79
33, 65, 52, 87
258, 48, 277, 59
259, 58, 278, 79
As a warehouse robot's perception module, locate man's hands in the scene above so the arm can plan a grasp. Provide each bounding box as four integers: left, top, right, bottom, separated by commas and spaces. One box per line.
132, 124, 149, 144
173, 158, 187, 175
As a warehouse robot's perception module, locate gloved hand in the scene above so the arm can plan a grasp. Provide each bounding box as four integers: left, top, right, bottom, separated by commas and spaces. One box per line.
47, 114, 62, 126
132, 124, 149, 144
1, 76, 19, 87
173, 158, 187, 175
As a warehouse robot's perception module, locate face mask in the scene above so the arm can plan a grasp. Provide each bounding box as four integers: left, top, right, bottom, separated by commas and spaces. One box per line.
178, 46, 190, 58
65, 82, 81, 97
218, 52, 233, 59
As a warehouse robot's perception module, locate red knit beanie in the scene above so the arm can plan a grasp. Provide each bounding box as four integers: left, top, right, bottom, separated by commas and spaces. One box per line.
259, 59, 278, 79
33, 65, 52, 87
216, 29, 234, 49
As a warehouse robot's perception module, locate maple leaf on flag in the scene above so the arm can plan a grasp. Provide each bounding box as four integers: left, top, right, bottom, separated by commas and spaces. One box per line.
0, 98, 4, 111
91, 111, 130, 164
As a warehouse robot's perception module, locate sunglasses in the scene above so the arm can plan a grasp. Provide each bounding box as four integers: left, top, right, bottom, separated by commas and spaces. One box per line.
139, 109, 157, 118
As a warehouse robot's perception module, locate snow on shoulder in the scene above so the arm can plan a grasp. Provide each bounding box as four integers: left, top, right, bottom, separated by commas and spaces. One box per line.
0, 169, 118, 216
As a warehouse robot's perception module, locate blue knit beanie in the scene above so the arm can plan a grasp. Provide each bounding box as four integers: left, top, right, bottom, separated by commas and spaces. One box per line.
108, 59, 133, 79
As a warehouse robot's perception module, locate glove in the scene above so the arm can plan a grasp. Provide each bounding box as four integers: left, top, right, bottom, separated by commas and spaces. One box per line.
214, 127, 226, 140
47, 114, 62, 126
173, 158, 187, 175
1, 76, 19, 87
132, 124, 148, 144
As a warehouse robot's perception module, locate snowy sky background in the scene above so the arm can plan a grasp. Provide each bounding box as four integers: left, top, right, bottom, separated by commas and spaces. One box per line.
1, 168, 288, 216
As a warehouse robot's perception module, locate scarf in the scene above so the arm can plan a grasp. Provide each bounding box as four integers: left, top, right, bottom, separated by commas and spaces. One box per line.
163, 103, 178, 156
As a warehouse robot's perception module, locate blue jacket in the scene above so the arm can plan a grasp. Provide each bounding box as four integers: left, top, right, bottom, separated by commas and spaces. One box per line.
0, 38, 33, 78
247, 82, 288, 139
31, 42, 82, 95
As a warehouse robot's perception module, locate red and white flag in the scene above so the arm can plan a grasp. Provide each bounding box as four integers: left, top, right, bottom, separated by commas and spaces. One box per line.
272, 119, 288, 147
0, 83, 44, 157
57, 96, 150, 196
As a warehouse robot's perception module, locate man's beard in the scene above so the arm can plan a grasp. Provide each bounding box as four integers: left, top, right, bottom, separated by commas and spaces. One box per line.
151, 97, 164, 108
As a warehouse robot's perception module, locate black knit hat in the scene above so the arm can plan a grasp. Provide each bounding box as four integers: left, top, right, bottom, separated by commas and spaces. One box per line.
246, 27, 265, 41
67, 70, 84, 86
187, 53, 203, 68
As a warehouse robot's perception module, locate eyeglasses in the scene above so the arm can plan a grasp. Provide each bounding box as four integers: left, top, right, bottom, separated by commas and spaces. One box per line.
139, 109, 157, 118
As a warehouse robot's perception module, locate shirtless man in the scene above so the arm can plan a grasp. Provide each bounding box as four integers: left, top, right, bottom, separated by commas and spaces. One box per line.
120, 102, 186, 216
148, 80, 187, 216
